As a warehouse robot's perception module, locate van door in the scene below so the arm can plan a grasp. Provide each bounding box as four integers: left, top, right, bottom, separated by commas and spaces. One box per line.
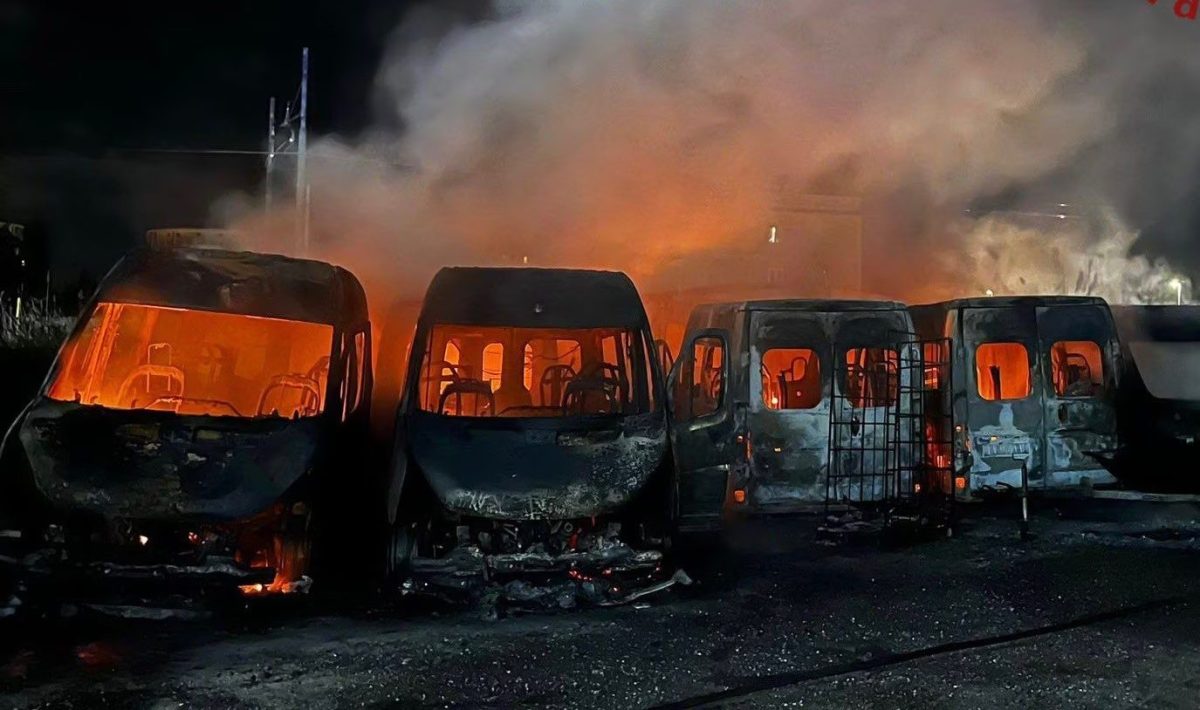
961, 306, 1044, 492
1036, 304, 1119, 488
745, 311, 831, 509
668, 330, 733, 529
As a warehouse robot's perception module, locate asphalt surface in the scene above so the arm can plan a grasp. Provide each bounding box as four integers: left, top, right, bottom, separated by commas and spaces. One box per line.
4, 500, 1200, 709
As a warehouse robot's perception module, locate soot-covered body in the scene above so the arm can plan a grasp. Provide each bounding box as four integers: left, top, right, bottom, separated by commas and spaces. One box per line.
388, 267, 670, 604
668, 300, 945, 532
911, 296, 1121, 498
0, 247, 374, 603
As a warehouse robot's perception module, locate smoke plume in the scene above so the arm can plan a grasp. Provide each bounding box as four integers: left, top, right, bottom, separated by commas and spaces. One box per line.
228, 0, 1200, 309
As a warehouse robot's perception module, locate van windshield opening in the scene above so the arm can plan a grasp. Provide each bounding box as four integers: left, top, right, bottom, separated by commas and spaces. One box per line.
47, 302, 334, 419
418, 324, 654, 417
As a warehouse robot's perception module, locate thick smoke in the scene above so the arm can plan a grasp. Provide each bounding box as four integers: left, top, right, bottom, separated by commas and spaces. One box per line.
229, 0, 1198, 308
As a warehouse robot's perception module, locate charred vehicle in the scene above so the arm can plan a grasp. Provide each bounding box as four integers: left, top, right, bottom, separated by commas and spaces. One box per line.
1111, 305, 1200, 490
911, 296, 1120, 498
668, 300, 951, 533
0, 247, 373, 604
387, 267, 671, 605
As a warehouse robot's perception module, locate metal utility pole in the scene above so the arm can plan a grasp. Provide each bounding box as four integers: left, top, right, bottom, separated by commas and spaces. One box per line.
296, 47, 310, 255
262, 48, 311, 255
265, 96, 276, 212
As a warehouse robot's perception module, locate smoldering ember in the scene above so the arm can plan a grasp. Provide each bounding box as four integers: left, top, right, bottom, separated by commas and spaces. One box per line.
5, 2, 1200, 709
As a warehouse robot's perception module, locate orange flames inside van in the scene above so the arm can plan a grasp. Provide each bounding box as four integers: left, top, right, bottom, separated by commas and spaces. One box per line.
48, 302, 334, 419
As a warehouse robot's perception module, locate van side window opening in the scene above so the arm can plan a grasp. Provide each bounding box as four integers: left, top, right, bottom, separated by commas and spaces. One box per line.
1050, 340, 1103, 397
975, 342, 1031, 400
691, 337, 724, 417
418, 325, 651, 417
760, 348, 821, 410
843, 347, 898, 408
482, 343, 504, 392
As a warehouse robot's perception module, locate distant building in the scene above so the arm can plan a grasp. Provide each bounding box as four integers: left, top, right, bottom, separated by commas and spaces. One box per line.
641, 194, 864, 350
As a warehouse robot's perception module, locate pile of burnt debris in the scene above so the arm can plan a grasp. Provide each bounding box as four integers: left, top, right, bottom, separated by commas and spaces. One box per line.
0, 241, 1197, 618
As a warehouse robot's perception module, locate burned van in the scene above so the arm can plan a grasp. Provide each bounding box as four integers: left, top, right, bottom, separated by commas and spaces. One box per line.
668, 300, 940, 532
0, 247, 373, 601
387, 267, 669, 602
1111, 305, 1200, 489
911, 296, 1120, 497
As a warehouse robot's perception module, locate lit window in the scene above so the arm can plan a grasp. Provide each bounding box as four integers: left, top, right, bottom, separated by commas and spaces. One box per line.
975, 342, 1031, 400
482, 343, 504, 392
843, 348, 898, 408
691, 337, 724, 417
1050, 341, 1103, 397
760, 348, 821, 410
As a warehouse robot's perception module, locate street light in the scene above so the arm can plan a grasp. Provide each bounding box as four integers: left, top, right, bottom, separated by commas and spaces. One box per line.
1170, 278, 1183, 305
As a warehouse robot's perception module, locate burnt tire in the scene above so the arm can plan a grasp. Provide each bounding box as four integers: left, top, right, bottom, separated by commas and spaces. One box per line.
382, 521, 415, 588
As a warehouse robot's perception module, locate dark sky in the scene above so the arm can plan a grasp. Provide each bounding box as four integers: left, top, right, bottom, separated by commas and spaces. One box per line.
0, 1, 417, 151
0, 0, 490, 284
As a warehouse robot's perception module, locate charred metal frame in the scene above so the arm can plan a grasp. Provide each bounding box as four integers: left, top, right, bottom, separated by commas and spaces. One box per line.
911, 297, 1121, 499
0, 247, 375, 600
388, 267, 671, 602
670, 300, 932, 529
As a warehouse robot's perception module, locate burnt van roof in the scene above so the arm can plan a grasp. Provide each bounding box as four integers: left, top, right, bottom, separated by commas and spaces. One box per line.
420, 266, 648, 329
1111, 305, 1200, 342
97, 247, 364, 325
694, 299, 909, 314
915, 295, 1108, 310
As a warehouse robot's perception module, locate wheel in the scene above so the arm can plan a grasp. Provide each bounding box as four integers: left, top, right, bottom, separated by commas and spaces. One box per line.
382, 520, 415, 587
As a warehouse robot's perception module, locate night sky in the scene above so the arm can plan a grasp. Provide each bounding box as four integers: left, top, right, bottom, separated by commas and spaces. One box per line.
0, 1, 488, 286
1, 2, 417, 151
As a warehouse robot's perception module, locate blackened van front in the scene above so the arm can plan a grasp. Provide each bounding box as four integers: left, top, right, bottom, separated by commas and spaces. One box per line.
387, 267, 669, 602
0, 247, 373, 603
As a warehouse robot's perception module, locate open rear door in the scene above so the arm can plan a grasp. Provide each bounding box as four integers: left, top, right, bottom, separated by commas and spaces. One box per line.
960, 305, 1044, 493
668, 330, 733, 530
1036, 304, 1120, 488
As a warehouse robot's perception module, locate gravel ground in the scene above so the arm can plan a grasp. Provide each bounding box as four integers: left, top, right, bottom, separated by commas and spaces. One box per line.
3, 501, 1200, 709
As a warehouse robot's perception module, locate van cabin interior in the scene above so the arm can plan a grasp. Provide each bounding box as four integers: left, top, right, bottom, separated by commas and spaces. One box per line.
418, 324, 654, 417
47, 302, 335, 419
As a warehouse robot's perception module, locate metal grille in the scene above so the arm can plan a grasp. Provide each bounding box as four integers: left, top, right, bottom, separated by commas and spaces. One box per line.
887, 337, 955, 528
824, 336, 955, 531
825, 348, 898, 512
